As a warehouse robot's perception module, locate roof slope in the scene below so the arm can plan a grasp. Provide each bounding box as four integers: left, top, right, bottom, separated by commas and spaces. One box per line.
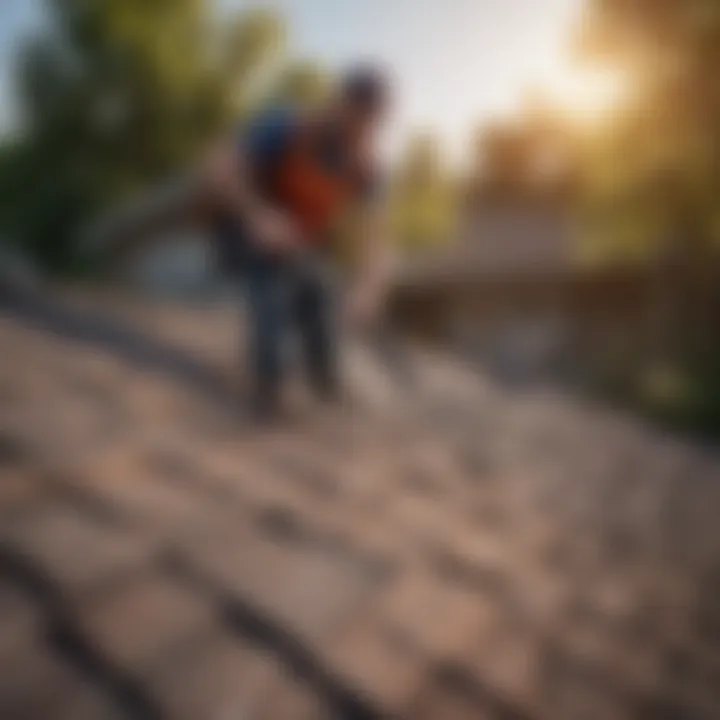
399, 207, 578, 287
0, 289, 719, 720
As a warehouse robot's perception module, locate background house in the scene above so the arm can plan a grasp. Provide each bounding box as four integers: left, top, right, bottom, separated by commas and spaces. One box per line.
389, 202, 652, 386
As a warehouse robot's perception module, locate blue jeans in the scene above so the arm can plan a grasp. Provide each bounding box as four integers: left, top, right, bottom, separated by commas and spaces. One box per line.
239, 245, 338, 402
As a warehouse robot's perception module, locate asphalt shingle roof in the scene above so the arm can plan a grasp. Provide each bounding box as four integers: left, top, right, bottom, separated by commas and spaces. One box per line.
1, 289, 719, 720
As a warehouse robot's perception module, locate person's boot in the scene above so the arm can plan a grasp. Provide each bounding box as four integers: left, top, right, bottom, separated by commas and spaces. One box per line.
250, 383, 282, 424
307, 364, 340, 403
311, 366, 357, 411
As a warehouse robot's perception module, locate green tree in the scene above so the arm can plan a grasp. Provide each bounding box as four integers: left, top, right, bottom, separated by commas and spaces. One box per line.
2, 1, 284, 272
468, 101, 580, 207
271, 61, 332, 110
578, 0, 720, 262
390, 134, 457, 251
578, 0, 720, 431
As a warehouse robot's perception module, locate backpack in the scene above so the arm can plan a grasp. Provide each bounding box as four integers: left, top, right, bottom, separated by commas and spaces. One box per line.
261, 117, 370, 243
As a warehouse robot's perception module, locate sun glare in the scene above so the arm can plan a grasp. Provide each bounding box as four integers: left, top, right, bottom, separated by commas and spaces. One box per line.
541, 65, 628, 123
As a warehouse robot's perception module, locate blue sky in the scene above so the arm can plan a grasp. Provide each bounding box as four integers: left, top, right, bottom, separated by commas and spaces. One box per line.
0, 0, 46, 132
1, 0, 582, 161
231, 0, 583, 162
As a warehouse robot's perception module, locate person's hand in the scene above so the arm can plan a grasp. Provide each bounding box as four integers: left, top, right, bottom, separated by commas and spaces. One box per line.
344, 286, 381, 332
248, 207, 302, 255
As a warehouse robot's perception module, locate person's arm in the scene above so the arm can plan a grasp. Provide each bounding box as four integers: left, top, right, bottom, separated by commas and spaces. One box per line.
201, 131, 299, 254
346, 199, 393, 329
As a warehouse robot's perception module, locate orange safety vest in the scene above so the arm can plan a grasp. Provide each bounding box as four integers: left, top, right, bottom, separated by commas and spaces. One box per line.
270, 124, 367, 243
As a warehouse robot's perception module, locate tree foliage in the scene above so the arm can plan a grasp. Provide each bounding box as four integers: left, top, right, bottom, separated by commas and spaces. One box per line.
390, 133, 457, 251
469, 113, 580, 208
577, 0, 720, 432
1, 1, 284, 272
578, 0, 720, 263
270, 61, 332, 110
